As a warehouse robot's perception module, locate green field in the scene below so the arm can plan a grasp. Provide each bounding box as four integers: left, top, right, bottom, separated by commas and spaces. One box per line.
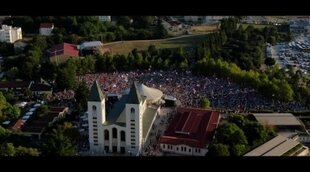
100, 34, 209, 55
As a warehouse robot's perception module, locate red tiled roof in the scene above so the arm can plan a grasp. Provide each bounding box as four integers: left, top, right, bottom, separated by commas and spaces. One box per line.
40, 23, 54, 28
0, 81, 32, 89
48, 43, 79, 58
10, 119, 24, 130
49, 107, 67, 113
160, 107, 220, 148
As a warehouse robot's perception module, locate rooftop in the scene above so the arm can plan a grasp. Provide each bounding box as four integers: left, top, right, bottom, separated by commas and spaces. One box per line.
127, 82, 141, 104
0, 81, 32, 89
40, 23, 54, 28
142, 107, 158, 139
244, 135, 304, 156
30, 83, 52, 92
48, 42, 79, 58
251, 113, 302, 126
89, 81, 105, 102
160, 107, 220, 148
80, 41, 103, 50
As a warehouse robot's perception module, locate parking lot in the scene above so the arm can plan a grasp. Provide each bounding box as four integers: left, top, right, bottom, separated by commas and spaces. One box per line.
268, 33, 310, 75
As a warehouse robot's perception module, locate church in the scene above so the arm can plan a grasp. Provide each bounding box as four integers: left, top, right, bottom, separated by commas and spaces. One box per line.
87, 81, 163, 155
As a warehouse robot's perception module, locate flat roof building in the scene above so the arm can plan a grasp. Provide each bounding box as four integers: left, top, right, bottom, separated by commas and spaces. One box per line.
244, 135, 309, 156
159, 107, 220, 156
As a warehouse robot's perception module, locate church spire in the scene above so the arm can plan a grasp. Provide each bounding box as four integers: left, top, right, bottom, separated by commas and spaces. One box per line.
89, 81, 105, 102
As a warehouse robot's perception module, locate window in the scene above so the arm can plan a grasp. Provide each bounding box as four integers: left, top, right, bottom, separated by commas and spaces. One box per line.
176, 147, 179, 151
93, 125, 97, 128
120, 147, 125, 154
112, 128, 117, 139
131, 131, 135, 133
131, 143, 135, 146
184, 147, 187, 152
189, 149, 191, 152
93, 121, 97, 124
121, 131, 125, 142
93, 136, 98, 139
181, 147, 183, 151
94, 143, 98, 146
92, 105, 97, 111
93, 117, 97, 120
93, 128, 97, 131
93, 132, 98, 135
104, 146, 109, 153
130, 108, 135, 120
131, 120, 135, 122
92, 105, 97, 116
130, 108, 135, 114
131, 139, 135, 142
131, 123, 135, 126
94, 140, 98, 143
131, 127, 135, 130
105, 130, 109, 140
163, 145, 165, 149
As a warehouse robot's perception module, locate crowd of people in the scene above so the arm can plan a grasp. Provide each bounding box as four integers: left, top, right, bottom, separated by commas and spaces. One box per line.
76, 70, 307, 112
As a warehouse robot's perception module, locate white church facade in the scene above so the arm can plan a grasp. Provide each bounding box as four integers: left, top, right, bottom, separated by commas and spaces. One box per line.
87, 81, 162, 156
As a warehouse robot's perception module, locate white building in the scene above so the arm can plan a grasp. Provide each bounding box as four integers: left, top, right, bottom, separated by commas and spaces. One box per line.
88, 81, 162, 155
98, 16, 111, 22
0, 25, 22, 43
39, 23, 54, 36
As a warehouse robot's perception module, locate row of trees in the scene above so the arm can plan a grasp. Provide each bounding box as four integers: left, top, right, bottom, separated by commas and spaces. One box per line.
194, 18, 291, 71
2, 16, 168, 45
0, 142, 39, 156
193, 57, 295, 102
207, 114, 276, 156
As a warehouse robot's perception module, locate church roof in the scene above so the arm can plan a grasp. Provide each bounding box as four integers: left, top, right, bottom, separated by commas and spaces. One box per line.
89, 81, 105, 102
127, 82, 141, 104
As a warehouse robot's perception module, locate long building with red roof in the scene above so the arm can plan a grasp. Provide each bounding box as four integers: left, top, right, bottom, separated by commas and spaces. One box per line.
159, 107, 220, 156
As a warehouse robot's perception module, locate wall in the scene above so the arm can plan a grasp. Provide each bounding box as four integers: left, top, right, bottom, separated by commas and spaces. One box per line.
160, 143, 208, 156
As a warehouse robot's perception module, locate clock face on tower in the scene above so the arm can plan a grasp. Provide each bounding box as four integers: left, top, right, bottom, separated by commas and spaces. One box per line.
92, 105, 97, 116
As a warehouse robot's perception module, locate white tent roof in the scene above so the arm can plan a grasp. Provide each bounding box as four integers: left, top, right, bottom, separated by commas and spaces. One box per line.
123, 83, 163, 103
137, 84, 163, 103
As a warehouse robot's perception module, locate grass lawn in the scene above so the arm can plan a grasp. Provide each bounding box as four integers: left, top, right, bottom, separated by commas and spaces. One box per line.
191, 24, 219, 33
100, 34, 209, 55
241, 23, 273, 30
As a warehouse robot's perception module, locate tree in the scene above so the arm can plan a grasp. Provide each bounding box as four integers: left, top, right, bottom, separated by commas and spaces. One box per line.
265, 58, 276, 66
132, 16, 154, 29
6, 67, 19, 80
20, 61, 34, 80
0, 92, 8, 118
15, 146, 39, 156
75, 81, 90, 112
201, 98, 211, 108
0, 142, 39, 156
0, 143, 16, 156
207, 144, 230, 156
231, 144, 247, 156
56, 60, 77, 90
216, 123, 248, 146
117, 16, 132, 28
42, 126, 76, 156
3, 105, 21, 120
34, 105, 49, 117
